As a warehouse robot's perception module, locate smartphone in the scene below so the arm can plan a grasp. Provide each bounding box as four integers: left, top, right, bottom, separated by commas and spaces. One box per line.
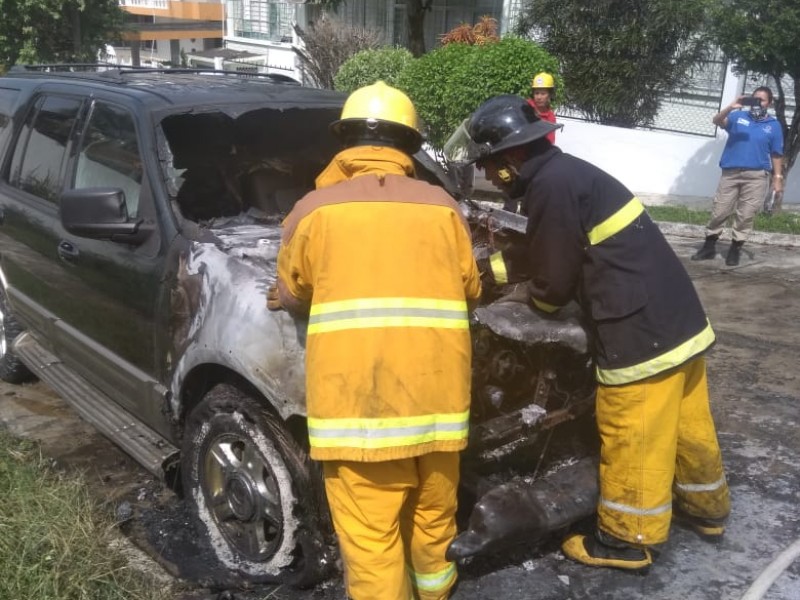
741, 97, 761, 107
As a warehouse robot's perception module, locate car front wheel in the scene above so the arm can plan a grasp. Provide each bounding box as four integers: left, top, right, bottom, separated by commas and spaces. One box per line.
181, 382, 333, 586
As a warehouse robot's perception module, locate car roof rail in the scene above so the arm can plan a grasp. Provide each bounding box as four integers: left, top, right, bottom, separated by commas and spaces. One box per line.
6, 63, 299, 85
8, 63, 122, 73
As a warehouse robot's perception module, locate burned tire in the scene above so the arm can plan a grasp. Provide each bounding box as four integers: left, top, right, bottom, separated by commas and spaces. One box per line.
182, 382, 333, 586
0, 286, 33, 384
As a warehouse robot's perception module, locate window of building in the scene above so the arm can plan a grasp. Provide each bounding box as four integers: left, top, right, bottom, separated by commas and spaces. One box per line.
230, 0, 294, 42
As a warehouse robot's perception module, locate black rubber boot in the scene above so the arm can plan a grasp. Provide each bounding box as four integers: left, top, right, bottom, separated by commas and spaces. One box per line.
691, 235, 718, 261
726, 240, 744, 266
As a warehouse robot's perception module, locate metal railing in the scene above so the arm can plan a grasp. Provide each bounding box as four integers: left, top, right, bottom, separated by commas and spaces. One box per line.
118, 0, 168, 9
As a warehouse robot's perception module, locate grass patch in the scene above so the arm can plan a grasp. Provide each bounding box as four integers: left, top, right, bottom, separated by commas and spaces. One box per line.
646, 205, 800, 235
0, 430, 169, 600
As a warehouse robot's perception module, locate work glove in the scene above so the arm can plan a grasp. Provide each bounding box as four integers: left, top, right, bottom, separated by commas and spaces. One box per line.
267, 283, 283, 311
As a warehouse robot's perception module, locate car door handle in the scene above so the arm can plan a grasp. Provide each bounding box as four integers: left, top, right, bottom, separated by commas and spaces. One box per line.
57, 240, 80, 261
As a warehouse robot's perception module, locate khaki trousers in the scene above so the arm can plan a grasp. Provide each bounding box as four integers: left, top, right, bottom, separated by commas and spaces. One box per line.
323, 453, 459, 600
596, 357, 731, 546
707, 168, 770, 242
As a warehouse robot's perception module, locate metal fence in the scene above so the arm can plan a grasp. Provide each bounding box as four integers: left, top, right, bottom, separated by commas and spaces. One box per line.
557, 53, 728, 138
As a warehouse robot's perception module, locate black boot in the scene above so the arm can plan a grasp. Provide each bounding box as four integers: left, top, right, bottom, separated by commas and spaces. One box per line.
726, 240, 744, 266
691, 235, 718, 261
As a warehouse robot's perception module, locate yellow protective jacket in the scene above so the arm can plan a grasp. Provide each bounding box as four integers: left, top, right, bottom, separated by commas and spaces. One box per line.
277, 146, 482, 462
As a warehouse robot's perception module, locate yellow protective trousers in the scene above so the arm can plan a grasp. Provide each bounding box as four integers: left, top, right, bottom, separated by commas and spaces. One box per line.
596, 356, 730, 546
323, 453, 459, 600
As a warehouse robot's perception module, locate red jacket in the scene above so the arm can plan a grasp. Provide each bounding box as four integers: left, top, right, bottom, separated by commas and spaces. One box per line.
527, 98, 556, 144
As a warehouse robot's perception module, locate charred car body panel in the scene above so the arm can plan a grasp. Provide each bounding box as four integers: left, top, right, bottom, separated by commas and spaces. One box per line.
0, 67, 598, 584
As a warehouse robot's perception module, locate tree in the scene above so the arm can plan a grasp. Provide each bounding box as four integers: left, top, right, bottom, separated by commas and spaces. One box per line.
406, 0, 432, 57
320, 0, 432, 58
293, 14, 383, 89
515, 0, 710, 128
0, 0, 124, 70
709, 0, 800, 182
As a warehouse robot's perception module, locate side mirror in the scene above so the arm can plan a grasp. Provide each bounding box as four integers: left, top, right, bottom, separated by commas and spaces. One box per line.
60, 188, 147, 243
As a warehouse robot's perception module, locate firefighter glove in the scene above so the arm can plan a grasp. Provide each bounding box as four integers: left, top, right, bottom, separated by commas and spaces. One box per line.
267, 283, 283, 311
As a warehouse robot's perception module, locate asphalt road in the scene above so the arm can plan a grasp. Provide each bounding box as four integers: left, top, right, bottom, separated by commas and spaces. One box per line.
1, 230, 799, 600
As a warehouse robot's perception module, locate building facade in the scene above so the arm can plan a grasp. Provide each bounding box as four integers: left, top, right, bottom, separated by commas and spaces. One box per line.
216, 0, 506, 82
116, 0, 223, 67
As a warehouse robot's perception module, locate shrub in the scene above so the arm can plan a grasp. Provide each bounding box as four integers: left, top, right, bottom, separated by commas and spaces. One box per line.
397, 43, 475, 157
334, 47, 414, 94
398, 37, 561, 155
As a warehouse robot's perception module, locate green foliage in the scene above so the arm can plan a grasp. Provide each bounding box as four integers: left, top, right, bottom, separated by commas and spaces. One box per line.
334, 47, 414, 94
397, 37, 560, 154
516, 0, 711, 128
709, 0, 800, 175
0, 0, 124, 70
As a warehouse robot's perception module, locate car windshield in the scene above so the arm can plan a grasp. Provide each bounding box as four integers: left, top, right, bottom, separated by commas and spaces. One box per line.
160, 106, 341, 224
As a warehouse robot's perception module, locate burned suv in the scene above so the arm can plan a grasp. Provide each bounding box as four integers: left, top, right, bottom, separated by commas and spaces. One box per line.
0, 66, 596, 586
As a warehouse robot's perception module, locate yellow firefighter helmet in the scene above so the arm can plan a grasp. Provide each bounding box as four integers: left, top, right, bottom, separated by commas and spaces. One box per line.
330, 81, 423, 154
531, 72, 555, 90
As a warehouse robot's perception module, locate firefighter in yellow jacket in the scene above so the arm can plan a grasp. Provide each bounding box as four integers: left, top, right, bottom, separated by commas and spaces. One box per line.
271, 82, 481, 600
445, 95, 730, 570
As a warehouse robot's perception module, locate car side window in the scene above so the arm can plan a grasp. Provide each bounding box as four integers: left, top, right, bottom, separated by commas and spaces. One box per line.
73, 102, 143, 217
0, 87, 20, 155
9, 95, 82, 203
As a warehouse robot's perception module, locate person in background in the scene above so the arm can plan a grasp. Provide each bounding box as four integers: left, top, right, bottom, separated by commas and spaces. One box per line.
527, 72, 558, 145
502, 71, 562, 214
692, 86, 784, 266
444, 95, 730, 571
269, 81, 482, 600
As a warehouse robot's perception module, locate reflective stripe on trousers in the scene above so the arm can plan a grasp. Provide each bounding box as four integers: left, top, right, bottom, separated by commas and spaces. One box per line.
323, 453, 460, 600
596, 356, 730, 545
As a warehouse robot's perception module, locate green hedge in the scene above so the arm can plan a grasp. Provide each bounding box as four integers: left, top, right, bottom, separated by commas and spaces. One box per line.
398, 37, 561, 153
334, 47, 415, 94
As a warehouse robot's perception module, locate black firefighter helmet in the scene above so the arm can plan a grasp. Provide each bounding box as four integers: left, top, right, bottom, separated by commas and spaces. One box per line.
444, 95, 561, 166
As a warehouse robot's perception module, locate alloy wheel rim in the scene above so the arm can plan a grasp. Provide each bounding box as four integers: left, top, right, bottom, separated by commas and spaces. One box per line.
202, 432, 283, 561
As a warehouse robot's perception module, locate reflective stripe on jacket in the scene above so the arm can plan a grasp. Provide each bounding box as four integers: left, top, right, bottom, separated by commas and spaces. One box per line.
491, 146, 713, 385
278, 146, 482, 461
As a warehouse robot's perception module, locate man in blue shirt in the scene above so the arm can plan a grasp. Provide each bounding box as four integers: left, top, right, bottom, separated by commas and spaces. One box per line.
692, 86, 784, 266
